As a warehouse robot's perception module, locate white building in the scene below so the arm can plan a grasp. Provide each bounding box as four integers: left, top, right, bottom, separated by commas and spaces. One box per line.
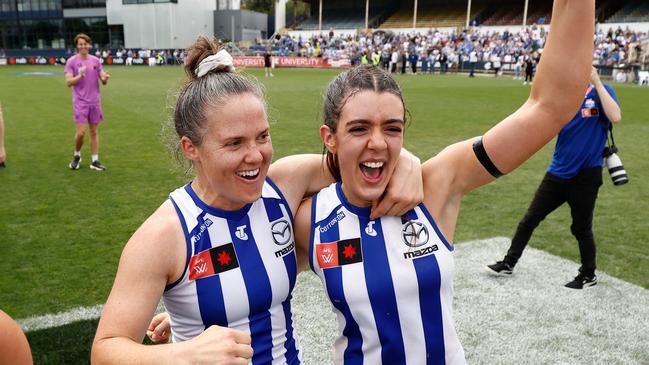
106, 0, 241, 49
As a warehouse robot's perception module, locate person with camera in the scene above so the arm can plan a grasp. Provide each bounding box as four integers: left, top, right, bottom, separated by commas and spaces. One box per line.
487, 66, 621, 289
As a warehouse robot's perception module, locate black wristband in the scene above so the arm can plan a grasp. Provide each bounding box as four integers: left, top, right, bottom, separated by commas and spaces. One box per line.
472, 137, 504, 178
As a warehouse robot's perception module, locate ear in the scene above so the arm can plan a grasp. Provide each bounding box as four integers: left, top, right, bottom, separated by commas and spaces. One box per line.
320, 125, 337, 154
180, 136, 200, 161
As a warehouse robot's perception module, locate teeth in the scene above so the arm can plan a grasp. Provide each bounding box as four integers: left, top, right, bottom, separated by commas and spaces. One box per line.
361, 162, 384, 169
237, 169, 259, 177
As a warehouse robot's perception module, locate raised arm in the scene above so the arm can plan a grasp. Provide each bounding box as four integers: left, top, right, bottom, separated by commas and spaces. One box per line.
421, 0, 595, 240
425, 0, 595, 196
590, 67, 621, 123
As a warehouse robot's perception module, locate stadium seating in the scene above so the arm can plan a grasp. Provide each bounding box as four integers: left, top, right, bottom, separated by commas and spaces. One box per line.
606, 1, 649, 23
293, 9, 385, 30
380, 4, 482, 29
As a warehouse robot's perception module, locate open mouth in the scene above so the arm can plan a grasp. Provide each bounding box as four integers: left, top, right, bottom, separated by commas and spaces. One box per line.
236, 168, 260, 181
359, 161, 384, 181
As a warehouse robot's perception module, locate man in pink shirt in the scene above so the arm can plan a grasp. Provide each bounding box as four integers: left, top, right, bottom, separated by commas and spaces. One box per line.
65, 33, 110, 171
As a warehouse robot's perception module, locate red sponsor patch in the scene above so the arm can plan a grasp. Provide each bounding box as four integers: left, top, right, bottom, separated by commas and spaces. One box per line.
188, 242, 239, 281
316, 238, 363, 269
189, 249, 215, 281
316, 242, 339, 268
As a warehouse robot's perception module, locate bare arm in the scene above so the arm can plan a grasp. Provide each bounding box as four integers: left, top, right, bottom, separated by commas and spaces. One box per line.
92, 202, 253, 365
269, 150, 422, 219
294, 197, 313, 273
421, 0, 595, 238
590, 68, 621, 123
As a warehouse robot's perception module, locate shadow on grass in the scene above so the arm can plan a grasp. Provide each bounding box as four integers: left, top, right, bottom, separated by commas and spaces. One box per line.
27, 318, 98, 364
27, 319, 156, 364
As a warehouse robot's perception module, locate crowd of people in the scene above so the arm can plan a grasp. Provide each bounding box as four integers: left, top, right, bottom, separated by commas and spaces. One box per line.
264, 26, 648, 72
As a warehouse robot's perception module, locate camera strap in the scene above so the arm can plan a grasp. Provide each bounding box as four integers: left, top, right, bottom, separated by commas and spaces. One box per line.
608, 124, 617, 149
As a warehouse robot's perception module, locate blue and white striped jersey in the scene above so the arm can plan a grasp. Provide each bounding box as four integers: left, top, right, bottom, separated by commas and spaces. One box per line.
164, 178, 301, 365
309, 183, 466, 365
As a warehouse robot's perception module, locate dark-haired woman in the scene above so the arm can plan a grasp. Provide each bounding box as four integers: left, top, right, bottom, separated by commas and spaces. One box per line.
91, 36, 422, 364
294, 1, 595, 363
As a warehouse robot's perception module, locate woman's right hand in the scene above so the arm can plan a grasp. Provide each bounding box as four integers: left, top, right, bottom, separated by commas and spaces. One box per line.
146, 312, 171, 343
177, 325, 253, 365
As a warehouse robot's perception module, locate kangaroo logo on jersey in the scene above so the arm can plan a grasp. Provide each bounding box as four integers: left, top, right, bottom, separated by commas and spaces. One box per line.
235, 225, 249, 241
402, 221, 429, 247
271, 220, 292, 245
188, 242, 240, 280
365, 221, 377, 237
316, 238, 363, 269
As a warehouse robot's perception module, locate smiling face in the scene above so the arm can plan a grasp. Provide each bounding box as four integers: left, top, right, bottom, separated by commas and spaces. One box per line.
184, 93, 272, 210
75, 37, 90, 57
321, 91, 405, 207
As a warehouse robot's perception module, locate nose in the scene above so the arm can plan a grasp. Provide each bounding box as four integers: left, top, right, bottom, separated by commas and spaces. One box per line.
243, 143, 264, 165
367, 128, 387, 150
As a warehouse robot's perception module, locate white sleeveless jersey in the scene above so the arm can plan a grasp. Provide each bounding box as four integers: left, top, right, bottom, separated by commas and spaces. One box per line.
164, 178, 301, 365
309, 183, 466, 365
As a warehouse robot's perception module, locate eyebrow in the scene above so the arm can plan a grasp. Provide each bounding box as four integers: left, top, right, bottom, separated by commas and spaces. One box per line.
346, 118, 405, 126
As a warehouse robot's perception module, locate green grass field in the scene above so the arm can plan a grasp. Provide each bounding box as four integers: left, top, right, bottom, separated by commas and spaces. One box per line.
1, 65, 648, 363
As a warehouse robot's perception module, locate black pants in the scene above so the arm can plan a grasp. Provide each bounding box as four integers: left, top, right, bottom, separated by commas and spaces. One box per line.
525, 70, 534, 82
504, 168, 603, 276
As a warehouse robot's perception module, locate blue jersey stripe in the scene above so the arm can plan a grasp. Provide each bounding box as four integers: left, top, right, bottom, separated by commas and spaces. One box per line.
194, 220, 229, 328
196, 276, 229, 328
227, 215, 274, 364
264, 197, 284, 222
317, 214, 364, 364
413, 255, 446, 365
282, 297, 300, 364
324, 267, 364, 364
308, 194, 318, 273
359, 216, 406, 365
166, 197, 192, 291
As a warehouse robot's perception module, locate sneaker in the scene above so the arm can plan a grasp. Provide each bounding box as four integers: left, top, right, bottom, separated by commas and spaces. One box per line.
565, 273, 597, 289
69, 155, 81, 170
487, 261, 513, 276
90, 160, 106, 171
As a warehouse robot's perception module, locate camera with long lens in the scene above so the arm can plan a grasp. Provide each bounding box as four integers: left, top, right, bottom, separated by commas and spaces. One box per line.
602, 145, 628, 185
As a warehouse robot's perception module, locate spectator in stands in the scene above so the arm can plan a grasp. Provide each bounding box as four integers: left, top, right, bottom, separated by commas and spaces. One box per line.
469, 49, 478, 77
264, 47, 273, 77
390, 49, 398, 73
488, 67, 622, 289
400, 50, 407, 74
409, 50, 418, 74
523, 55, 536, 85
439, 51, 449, 74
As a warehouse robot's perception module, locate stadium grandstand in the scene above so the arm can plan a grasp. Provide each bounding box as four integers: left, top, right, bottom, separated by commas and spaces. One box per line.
286, 0, 649, 31
1, 0, 648, 82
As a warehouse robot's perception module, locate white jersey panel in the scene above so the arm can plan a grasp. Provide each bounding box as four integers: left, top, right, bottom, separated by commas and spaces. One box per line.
164, 179, 301, 364
309, 182, 466, 365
